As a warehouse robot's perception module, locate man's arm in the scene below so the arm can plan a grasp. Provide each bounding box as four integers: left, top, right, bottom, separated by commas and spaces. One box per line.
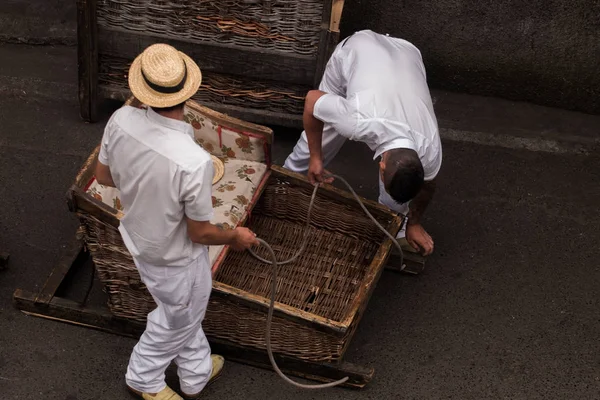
95, 121, 115, 187
405, 179, 436, 256
182, 161, 258, 251
186, 219, 258, 251
304, 90, 330, 184
407, 179, 436, 225
94, 159, 116, 188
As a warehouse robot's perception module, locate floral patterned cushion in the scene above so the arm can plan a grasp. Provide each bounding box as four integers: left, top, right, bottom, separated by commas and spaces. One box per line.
85, 158, 268, 266
205, 158, 267, 264
125, 102, 269, 164
184, 108, 268, 164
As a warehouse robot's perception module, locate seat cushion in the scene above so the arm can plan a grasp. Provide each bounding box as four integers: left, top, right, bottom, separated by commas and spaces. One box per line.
85, 158, 268, 266
184, 108, 268, 164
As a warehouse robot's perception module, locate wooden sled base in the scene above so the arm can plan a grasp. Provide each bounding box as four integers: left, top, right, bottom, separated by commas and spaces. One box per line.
14, 289, 372, 388
385, 250, 427, 275
13, 236, 420, 389
12, 233, 425, 389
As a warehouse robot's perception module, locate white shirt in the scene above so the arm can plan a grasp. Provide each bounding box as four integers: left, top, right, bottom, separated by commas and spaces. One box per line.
314, 30, 442, 181
98, 106, 214, 267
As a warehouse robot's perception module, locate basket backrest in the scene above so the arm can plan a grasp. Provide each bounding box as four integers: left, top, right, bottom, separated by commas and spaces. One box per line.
125, 97, 273, 165
68, 98, 273, 226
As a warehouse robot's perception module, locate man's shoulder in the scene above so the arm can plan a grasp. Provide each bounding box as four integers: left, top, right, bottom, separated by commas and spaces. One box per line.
105, 106, 147, 136
179, 145, 212, 172
164, 137, 212, 173
111, 106, 209, 171
346, 29, 379, 44
111, 105, 145, 123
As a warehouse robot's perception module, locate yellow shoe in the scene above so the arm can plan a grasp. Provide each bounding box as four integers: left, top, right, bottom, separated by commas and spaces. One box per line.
127, 385, 182, 400
208, 354, 225, 383
182, 355, 225, 399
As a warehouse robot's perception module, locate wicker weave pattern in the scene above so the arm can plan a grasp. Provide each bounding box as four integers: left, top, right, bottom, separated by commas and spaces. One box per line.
99, 54, 307, 114
97, 0, 324, 56
203, 297, 345, 361
216, 180, 392, 323
255, 178, 393, 240
78, 212, 357, 361
76, 171, 394, 360
78, 213, 151, 322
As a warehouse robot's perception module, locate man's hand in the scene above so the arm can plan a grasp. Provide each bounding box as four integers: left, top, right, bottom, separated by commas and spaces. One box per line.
404, 179, 436, 256
187, 219, 258, 249
405, 223, 434, 256
303, 90, 332, 185
230, 227, 259, 251
308, 157, 334, 185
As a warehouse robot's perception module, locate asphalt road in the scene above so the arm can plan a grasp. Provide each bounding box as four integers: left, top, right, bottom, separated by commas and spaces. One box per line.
0, 43, 599, 400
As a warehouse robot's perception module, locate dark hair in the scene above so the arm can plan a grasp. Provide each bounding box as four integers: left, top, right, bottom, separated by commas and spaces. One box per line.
384, 149, 424, 204
151, 102, 186, 113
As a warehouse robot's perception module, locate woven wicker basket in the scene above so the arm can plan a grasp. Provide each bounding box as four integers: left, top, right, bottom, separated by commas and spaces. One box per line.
78, 0, 346, 126
97, 0, 324, 55
68, 100, 402, 362
98, 53, 307, 116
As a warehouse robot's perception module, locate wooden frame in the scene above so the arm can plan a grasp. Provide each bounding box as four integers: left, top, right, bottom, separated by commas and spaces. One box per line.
77, 0, 98, 122
386, 249, 426, 275
77, 0, 345, 127
12, 230, 423, 389
314, 0, 345, 87
12, 239, 373, 388
101, 85, 302, 129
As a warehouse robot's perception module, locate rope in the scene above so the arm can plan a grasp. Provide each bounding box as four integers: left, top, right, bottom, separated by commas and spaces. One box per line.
248, 174, 405, 389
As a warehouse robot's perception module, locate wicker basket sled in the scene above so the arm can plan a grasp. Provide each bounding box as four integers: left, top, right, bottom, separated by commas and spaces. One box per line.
67, 98, 403, 383
77, 0, 346, 127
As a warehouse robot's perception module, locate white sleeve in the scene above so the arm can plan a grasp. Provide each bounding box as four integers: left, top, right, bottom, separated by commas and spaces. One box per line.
181, 161, 215, 222
97, 120, 114, 166
423, 145, 442, 181
319, 55, 344, 95
318, 40, 354, 95
313, 93, 359, 140
98, 112, 120, 165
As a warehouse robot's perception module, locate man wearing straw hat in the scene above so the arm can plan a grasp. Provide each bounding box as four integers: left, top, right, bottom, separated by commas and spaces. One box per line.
284, 30, 442, 257
94, 43, 258, 400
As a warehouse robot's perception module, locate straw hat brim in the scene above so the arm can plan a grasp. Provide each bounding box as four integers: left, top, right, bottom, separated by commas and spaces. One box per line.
211, 155, 225, 185
128, 51, 202, 108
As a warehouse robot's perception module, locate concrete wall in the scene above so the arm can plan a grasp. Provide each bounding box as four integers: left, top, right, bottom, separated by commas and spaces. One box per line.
341, 0, 600, 115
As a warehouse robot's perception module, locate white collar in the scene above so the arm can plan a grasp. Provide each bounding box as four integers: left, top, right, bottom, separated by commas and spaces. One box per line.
146, 107, 192, 135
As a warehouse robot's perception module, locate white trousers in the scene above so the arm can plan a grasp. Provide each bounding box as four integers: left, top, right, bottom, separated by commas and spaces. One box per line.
283, 131, 409, 237
126, 253, 213, 395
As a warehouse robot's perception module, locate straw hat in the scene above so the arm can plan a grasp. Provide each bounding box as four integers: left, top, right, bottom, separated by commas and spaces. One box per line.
211, 155, 224, 185
128, 43, 202, 108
